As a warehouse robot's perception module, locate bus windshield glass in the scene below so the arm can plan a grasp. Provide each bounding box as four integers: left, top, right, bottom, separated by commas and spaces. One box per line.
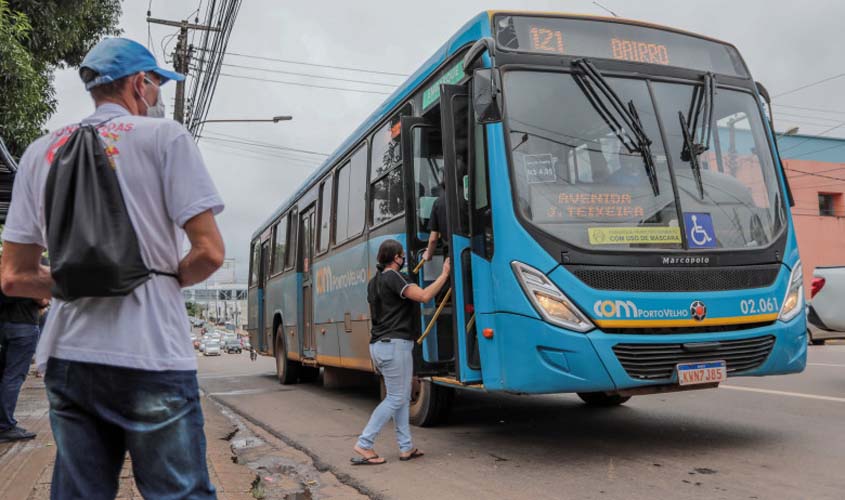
503, 70, 786, 250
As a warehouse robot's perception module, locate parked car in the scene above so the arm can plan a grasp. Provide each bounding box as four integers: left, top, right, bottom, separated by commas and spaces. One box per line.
807, 266, 845, 345
224, 339, 242, 354
203, 340, 221, 356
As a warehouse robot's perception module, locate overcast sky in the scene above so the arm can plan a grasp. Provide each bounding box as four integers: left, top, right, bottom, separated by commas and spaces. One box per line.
45, 0, 845, 281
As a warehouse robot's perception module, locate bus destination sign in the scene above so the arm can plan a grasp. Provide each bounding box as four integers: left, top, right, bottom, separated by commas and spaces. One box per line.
496, 14, 747, 77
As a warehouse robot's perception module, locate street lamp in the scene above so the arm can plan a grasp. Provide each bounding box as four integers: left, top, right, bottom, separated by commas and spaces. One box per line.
196, 115, 292, 125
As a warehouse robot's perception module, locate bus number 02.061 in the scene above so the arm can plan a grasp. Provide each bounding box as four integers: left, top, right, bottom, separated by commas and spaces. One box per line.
739, 298, 778, 315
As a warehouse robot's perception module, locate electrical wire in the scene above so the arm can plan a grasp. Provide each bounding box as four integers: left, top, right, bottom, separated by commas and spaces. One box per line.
209, 62, 398, 88
200, 133, 330, 156
212, 50, 409, 77
778, 121, 845, 153
215, 72, 392, 95
772, 73, 845, 99
775, 103, 845, 116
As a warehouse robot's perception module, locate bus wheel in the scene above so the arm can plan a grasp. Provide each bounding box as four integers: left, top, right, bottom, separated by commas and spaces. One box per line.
275, 326, 299, 385
409, 378, 454, 427
577, 392, 631, 407
808, 328, 825, 346
299, 366, 320, 383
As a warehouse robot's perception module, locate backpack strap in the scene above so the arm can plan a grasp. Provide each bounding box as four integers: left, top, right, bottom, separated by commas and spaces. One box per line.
149, 269, 180, 280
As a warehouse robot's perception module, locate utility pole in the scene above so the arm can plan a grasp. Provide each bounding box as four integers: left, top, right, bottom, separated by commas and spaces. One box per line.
146, 17, 221, 123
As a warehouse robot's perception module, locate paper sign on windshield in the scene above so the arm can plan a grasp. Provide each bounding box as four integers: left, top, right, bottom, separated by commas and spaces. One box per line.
588, 226, 682, 245
524, 154, 557, 184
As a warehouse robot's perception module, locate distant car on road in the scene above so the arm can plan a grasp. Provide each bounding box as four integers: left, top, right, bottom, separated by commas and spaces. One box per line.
224, 340, 242, 354
807, 266, 845, 345
203, 340, 221, 356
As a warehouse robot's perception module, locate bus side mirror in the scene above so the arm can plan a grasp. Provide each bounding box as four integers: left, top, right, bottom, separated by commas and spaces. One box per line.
472, 68, 502, 124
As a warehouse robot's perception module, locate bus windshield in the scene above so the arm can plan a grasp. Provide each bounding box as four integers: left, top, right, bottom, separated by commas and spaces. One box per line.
503, 70, 785, 251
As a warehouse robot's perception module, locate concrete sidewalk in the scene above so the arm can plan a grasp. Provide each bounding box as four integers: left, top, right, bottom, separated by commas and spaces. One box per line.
0, 369, 366, 499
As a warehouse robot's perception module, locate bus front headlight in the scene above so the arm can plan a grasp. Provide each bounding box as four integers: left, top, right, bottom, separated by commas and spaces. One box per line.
778, 260, 804, 322
511, 261, 594, 332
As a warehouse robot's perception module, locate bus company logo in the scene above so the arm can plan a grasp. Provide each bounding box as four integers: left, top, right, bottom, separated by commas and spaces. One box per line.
593, 299, 690, 320
661, 256, 710, 266
315, 266, 368, 295
690, 300, 707, 321
593, 300, 639, 318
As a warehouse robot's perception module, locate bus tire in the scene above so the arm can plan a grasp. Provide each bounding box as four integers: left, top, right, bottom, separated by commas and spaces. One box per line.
275, 325, 299, 385
808, 328, 825, 346
299, 366, 320, 383
409, 378, 454, 427
577, 392, 631, 407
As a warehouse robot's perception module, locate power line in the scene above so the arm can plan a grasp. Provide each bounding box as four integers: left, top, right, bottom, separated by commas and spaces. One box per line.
784, 167, 845, 182
775, 103, 845, 116
201, 142, 322, 168
212, 62, 398, 88
774, 111, 844, 125
199, 133, 330, 156
787, 165, 845, 178
772, 73, 845, 99
778, 120, 845, 152
783, 141, 845, 160
216, 71, 393, 95
206, 50, 409, 77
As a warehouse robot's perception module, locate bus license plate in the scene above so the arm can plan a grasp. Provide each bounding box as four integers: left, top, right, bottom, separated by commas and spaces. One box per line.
676, 360, 727, 386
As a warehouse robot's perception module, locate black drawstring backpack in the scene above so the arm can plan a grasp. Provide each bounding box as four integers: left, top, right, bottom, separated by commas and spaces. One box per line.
44, 121, 177, 301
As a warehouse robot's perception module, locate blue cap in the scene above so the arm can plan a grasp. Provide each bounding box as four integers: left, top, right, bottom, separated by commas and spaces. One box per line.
80, 38, 185, 90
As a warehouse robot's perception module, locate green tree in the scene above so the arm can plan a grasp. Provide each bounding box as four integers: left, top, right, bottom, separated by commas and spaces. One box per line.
0, 0, 121, 158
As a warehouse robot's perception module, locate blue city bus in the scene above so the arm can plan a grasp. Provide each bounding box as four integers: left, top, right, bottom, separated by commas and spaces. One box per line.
247, 11, 806, 425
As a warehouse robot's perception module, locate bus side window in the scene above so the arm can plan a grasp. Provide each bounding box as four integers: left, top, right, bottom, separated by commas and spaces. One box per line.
317, 178, 332, 253
249, 241, 260, 286
471, 119, 493, 258
272, 217, 287, 274
371, 105, 412, 227
284, 210, 297, 270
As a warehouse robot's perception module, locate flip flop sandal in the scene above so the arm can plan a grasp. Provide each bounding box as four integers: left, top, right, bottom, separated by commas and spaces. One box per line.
399, 449, 425, 461
350, 455, 386, 466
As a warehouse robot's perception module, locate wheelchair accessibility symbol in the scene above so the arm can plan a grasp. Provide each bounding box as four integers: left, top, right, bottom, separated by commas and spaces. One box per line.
683, 212, 717, 248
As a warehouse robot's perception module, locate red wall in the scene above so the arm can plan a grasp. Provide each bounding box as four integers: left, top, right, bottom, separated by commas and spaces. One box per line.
784, 159, 845, 293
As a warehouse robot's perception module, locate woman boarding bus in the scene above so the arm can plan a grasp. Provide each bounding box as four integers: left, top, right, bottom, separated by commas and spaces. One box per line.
352, 240, 450, 464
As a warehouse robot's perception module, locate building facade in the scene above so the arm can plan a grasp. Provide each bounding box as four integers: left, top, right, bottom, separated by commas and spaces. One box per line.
183, 259, 247, 328
778, 134, 845, 293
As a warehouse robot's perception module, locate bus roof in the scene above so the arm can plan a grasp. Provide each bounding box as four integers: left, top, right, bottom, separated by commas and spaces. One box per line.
251, 11, 493, 240
251, 11, 734, 240
485, 10, 733, 46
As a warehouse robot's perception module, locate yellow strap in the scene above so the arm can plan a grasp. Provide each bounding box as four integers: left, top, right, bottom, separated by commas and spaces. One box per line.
417, 288, 452, 345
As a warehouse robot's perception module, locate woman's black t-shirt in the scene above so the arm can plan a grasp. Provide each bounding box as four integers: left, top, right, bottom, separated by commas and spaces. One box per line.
367, 269, 414, 343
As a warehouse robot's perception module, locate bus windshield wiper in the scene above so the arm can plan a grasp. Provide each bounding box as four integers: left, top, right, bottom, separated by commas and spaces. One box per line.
678, 73, 715, 199
572, 59, 659, 196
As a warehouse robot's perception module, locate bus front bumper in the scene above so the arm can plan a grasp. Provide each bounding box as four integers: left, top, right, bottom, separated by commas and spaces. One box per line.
481, 312, 807, 394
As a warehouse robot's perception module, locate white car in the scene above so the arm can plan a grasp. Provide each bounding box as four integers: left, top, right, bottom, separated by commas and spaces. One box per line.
203, 340, 221, 356
807, 266, 845, 345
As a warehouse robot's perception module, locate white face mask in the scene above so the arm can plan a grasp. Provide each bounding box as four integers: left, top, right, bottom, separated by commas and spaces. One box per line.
139, 77, 166, 118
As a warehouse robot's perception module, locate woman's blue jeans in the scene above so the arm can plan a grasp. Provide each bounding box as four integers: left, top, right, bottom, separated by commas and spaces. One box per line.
356, 339, 414, 453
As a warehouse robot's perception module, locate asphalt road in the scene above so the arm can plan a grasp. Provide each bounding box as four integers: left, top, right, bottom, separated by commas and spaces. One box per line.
197, 343, 845, 500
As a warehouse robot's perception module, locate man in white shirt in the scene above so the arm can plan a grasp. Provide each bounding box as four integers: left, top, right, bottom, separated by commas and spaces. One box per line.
1, 38, 225, 499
